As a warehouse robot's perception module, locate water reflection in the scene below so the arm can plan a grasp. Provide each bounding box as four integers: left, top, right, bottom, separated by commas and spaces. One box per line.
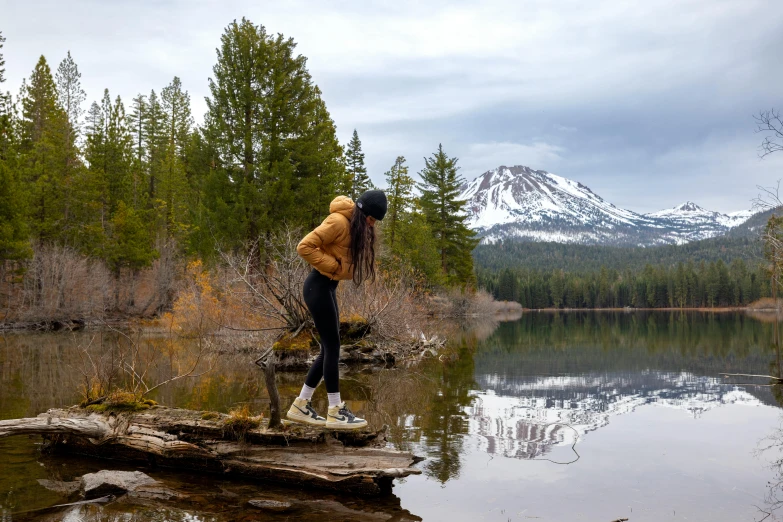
470, 373, 765, 461
389, 312, 781, 484
3, 312, 783, 521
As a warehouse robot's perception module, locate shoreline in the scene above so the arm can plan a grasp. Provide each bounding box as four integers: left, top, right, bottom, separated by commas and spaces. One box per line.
1, 306, 779, 332
524, 307, 752, 312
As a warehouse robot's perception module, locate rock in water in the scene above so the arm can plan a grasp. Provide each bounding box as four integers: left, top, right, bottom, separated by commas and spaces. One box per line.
248, 499, 294, 512
80, 470, 158, 499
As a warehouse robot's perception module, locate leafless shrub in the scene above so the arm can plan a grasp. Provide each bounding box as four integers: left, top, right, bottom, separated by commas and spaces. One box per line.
338, 274, 423, 343
219, 225, 310, 332
76, 324, 218, 405
216, 225, 429, 348
20, 242, 111, 321
431, 287, 509, 318
0, 238, 185, 324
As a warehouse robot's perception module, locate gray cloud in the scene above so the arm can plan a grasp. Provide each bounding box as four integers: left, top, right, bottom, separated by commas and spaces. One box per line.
2, 0, 782, 214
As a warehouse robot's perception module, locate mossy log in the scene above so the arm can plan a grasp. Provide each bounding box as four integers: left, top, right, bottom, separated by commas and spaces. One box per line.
0, 406, 422, 496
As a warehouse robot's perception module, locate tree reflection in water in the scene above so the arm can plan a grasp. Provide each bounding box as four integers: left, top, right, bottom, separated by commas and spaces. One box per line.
361, 335, 478, 484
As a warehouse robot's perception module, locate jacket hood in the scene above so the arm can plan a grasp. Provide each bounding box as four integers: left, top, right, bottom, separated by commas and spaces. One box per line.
329, 196, 354, 220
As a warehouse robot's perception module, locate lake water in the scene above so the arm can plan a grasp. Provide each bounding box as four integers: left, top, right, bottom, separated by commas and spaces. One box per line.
2, 312, 783, 521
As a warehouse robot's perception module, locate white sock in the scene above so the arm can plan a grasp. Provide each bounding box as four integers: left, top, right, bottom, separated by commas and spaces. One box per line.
299, 384, 316, 401
327, 392, 342, 408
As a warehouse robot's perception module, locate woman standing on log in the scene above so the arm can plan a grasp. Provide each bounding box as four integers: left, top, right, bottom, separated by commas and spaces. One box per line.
287, 190, 387, 430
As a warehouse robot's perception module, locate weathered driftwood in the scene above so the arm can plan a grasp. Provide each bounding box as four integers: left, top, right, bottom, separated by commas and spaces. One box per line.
0, 406, 421, 496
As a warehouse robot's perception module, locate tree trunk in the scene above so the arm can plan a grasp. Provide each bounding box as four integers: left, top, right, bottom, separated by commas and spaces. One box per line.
255, 348, 282, 429
264, 352, 282, 429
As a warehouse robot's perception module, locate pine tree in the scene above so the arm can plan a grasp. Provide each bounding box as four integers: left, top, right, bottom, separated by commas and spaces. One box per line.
257, 32, 319, 235
392, 200, 443, 286
160, 76, 193, 239
127, 94, 147, 209
18, 56, 70, 240
144, 89, 166, 204
105, 93, 133, 213
417, 144, 478, 285
55, 51, 86, 144
203, 18, 343, 247
80, 100, 106, 237
55, 51, 86, 240
344, 129, 371, 199
290, 90, 343, 228
550, 269, 565, 307
105, 201, 157, 309
0, 32, 31, 262
0, 31, 5, 85
383, 155, 413, 249
81, 91, 141, 260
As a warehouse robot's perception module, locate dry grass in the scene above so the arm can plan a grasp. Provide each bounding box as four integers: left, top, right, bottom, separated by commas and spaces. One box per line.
223, 403, 262, 438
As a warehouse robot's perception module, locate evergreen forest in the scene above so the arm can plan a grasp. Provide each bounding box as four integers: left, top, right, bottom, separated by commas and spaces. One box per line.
0, 19, 478, 321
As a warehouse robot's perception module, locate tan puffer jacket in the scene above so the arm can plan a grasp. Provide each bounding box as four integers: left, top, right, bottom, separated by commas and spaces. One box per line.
297, 196, 355, 281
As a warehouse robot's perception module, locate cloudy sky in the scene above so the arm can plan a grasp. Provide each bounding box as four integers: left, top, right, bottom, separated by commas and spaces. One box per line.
2, 0, 783, 213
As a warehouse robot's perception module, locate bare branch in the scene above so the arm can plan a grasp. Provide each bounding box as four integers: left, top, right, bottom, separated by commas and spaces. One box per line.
756, 109, 783, 158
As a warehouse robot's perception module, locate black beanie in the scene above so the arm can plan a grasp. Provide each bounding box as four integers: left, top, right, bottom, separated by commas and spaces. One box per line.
356, 190, 388, 221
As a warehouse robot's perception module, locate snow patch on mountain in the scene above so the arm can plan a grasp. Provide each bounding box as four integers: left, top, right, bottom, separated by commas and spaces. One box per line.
646, 201, 752, 229
459, 166, 757, 246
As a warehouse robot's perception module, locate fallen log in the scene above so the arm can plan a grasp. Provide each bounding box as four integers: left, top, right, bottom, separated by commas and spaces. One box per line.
0, 406, 422, 496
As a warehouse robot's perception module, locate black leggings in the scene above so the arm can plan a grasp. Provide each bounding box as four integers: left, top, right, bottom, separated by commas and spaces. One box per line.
303, 269, 341, 393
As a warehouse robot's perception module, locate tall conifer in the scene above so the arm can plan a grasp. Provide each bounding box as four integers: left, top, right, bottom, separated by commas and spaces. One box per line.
18, 56, 69, 240
0, 31, 5, 85
128, 94, 147, 208
291, 90, 343, 227
383, 155, 414, 249
160, 76, 193, 239
203, 18, 343, 247
344, 129, 371, 199
55, 51, 86, 239
144, 89, 166, 203
0, 32, 30, 262
418, 144, 478, 285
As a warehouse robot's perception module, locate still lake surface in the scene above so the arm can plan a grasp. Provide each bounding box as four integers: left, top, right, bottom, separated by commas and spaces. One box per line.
2, 312, 783, 521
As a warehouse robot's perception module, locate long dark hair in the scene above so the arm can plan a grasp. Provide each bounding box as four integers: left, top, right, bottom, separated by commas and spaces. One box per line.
350, 206, 376, 285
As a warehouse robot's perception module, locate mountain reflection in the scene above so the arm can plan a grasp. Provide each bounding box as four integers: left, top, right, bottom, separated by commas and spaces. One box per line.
400, 312, 782, 482
469, 371, 770, 460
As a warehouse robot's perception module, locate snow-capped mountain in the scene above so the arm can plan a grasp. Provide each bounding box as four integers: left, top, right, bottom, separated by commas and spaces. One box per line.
460, 166, 756, 246
646, 201, 752, 229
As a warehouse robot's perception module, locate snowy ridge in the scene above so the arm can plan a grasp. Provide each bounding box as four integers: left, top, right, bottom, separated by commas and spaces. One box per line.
459, 166, 756, 246
646, 201, 752, 229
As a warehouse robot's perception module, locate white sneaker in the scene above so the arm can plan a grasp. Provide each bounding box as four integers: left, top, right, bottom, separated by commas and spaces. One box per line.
325, 402, 367, 430
286, 398, 326, 426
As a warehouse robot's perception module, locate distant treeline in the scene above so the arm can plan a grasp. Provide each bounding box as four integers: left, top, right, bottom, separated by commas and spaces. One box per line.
477, 258, 771, 308
473, 234, 764, 274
